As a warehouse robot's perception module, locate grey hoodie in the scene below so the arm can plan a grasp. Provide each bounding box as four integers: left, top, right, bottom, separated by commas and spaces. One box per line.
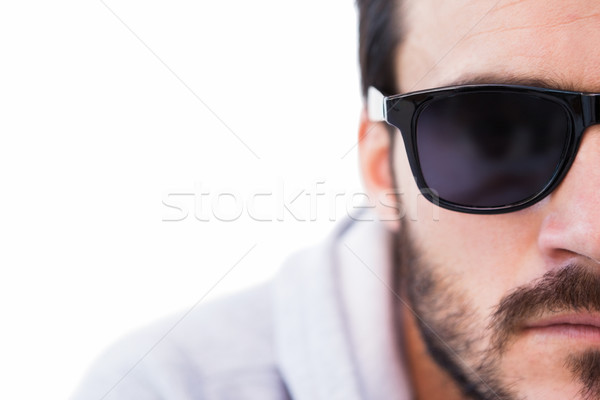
71, 216, 413, 399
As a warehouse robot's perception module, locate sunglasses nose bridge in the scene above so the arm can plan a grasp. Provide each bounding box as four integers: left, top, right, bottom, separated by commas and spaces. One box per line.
582, 93, 600, 127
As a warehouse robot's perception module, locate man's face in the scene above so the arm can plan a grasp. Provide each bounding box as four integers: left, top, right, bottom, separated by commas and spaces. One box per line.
386, 1, 600, 399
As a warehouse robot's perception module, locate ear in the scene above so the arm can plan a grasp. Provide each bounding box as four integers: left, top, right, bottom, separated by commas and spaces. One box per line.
358, 107, 401, 231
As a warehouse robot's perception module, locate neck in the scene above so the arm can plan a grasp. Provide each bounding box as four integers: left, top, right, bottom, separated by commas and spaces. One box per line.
402, 305, 465, 400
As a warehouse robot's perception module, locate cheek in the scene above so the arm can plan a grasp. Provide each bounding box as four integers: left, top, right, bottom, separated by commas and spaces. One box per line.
393, 137, 546, 311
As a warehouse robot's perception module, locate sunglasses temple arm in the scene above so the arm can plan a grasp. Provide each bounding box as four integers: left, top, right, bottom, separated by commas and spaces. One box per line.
367, 86, 387, 122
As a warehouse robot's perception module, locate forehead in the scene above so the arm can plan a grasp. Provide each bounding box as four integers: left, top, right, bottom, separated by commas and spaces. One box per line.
397, 0, 600, 92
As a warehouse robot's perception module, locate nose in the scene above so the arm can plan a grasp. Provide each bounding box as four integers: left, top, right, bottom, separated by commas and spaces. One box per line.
537, 125, 600, 268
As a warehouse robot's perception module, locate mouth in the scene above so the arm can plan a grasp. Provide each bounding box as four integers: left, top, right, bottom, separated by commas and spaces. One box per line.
523, 314, 600, 342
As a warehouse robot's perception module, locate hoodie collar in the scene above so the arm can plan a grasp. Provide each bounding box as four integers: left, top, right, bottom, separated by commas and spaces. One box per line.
273, 215, 413, 399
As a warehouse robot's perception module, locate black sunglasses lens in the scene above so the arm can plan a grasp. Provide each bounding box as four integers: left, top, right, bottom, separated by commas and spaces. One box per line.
415, 91, 570, 208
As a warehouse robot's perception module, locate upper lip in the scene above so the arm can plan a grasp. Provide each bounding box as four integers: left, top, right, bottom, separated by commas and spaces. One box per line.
525, 313, 600, 330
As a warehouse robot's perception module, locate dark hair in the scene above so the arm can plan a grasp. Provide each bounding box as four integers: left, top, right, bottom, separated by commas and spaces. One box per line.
357, 0, 404, 97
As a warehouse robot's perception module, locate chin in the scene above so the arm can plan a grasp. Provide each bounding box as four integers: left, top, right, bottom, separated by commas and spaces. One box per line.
498, 338, 600, 400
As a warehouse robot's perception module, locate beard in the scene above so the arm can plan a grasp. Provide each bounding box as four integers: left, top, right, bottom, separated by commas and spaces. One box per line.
392, 224, 600, 400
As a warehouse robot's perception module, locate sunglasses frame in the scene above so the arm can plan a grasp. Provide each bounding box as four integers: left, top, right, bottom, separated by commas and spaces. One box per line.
367, 84, 600, 214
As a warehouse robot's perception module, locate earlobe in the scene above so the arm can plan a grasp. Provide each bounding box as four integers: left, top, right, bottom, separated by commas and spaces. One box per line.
358, 108, 401, 231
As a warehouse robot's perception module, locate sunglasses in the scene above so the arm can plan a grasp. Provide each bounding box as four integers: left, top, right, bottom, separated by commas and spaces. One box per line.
368, 84, 600, 214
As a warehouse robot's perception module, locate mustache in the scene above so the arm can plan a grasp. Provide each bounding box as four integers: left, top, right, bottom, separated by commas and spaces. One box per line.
489, 265, 600, 352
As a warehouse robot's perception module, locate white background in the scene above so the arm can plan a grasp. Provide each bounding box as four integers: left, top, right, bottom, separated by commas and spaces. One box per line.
0, 1, 363, 399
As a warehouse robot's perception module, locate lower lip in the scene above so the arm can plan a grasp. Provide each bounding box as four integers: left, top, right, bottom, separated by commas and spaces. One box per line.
524, 324, 600, 342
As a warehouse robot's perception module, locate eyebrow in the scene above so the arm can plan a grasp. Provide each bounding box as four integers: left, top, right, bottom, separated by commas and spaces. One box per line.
441, 73, 579, 92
